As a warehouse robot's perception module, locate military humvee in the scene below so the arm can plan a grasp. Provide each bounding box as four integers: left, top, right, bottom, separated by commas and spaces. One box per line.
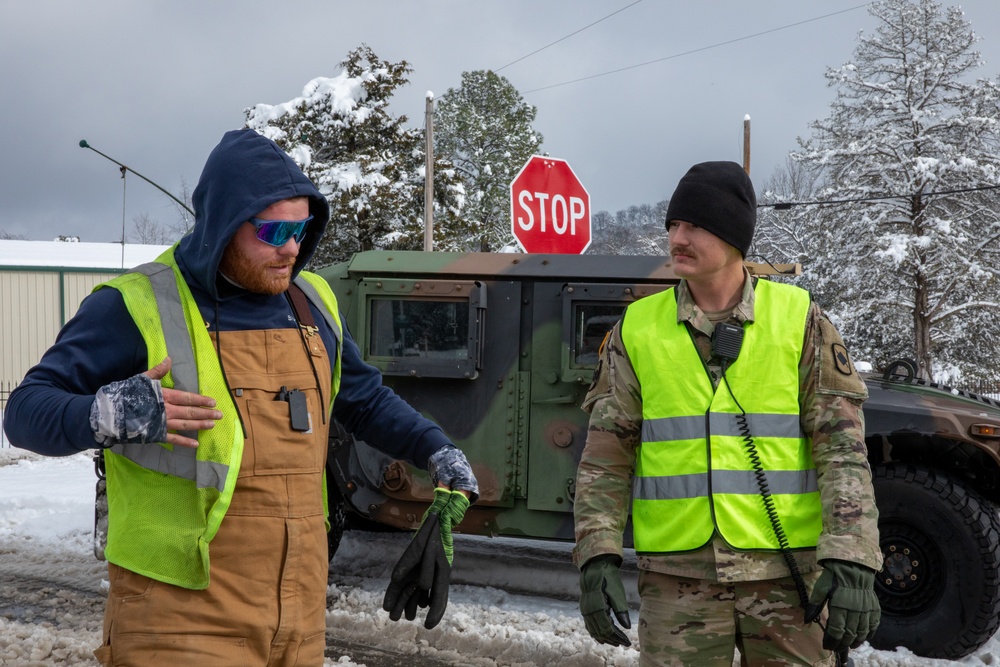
316, 250, 1000, 660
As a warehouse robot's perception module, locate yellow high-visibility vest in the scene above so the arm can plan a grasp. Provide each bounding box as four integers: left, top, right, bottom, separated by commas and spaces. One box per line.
622, 279, 819, 553
97, 246, 342, 589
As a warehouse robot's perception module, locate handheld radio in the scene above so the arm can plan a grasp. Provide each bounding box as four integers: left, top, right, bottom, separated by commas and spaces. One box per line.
711, 322, 744, 366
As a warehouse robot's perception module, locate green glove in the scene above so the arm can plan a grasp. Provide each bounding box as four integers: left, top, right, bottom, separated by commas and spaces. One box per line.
422, 488, 469, 565
579, 554, 631, 647
804, 559, 881, 652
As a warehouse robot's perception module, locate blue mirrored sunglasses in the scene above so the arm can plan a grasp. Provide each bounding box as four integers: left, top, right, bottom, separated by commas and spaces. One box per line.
249, 215, 312, 247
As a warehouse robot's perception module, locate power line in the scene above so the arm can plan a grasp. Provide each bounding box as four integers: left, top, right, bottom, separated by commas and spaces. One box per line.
524, 3, 872, 94
495, 0, 645, 73
760, 183, 1000, 210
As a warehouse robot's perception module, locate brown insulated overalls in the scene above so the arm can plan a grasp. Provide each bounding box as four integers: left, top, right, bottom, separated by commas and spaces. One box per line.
95, 323, 332, 667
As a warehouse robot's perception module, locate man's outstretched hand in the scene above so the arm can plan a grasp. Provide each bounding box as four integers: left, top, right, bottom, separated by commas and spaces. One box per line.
90, 356, 220, 449
145, 357, 222, 448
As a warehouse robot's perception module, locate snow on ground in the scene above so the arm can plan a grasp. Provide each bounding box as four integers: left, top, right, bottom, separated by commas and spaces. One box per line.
1, 446, 999, 666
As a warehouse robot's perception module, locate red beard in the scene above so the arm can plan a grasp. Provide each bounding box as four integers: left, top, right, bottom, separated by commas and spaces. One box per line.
219, 243, 295, 295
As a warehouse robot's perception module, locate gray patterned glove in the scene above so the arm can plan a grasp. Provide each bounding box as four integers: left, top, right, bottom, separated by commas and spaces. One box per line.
89, 373, 167, 447
427, 444, 479, 502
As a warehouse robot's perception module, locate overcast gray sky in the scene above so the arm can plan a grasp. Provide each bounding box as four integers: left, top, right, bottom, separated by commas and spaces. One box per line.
3, 0, 1000, 244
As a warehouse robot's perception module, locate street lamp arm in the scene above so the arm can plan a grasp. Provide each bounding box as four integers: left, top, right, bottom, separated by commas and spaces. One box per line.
80, 140, 194, 216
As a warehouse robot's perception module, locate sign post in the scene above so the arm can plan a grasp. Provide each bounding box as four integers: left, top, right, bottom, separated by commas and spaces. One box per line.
510, 156, 591, 254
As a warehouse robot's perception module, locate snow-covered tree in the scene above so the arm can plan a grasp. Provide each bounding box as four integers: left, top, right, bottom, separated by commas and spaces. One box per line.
589, 203, 667, 255
790, 0, 1000, 382
434, 70, 543, 251
754, 158, 824, 268
245, 45, 467, 266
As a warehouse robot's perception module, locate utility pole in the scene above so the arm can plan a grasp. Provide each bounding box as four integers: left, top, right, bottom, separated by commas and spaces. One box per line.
743, 115, 751, 175
424, 93, 435, 251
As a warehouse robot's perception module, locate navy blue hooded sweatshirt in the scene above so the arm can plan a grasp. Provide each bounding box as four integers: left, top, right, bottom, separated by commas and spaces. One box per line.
4, 129, 451, 467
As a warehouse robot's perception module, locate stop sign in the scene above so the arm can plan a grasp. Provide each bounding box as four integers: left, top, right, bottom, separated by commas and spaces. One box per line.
510, 156, 591, 254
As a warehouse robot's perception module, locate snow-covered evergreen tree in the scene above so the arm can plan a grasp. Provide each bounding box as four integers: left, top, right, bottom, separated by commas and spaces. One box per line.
244, 45, 467, 266
434, 70, 543, 251
790, 0, 1000, 382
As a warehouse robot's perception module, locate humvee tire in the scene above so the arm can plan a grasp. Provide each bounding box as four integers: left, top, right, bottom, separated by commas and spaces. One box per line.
870, 463, 1000, 658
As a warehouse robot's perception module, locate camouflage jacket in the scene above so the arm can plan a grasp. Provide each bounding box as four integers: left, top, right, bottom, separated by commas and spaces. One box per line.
572, 271, 883, 581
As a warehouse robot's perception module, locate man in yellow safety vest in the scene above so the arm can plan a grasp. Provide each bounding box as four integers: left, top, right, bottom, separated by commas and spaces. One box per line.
573, 161, 881, 666
4, 128, 478, 666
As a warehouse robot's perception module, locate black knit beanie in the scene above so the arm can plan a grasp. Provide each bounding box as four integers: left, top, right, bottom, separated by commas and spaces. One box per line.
664, 161, 756, 257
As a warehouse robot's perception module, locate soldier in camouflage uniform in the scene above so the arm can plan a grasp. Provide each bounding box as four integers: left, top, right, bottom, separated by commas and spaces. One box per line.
573, 161, 882, 667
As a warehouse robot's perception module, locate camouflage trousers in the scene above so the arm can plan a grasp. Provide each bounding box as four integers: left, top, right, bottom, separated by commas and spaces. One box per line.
637, 569, 836, 667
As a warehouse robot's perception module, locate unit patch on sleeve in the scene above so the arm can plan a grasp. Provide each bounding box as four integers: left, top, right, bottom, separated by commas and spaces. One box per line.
832, 343, 854, 376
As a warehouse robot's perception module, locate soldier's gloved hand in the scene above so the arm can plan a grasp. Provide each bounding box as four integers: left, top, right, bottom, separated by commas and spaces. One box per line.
804, 559, 881, 652
579, 554, 632, 647
428, 444, 480, 503
89, 373, 167, 447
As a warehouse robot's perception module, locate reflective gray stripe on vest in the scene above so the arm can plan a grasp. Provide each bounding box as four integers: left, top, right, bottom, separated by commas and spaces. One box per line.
109, 262, 224, 490
110, 437, 227, 491
133, 262, 199, 394
642, 413, 804, 443
633, 469, 818, 500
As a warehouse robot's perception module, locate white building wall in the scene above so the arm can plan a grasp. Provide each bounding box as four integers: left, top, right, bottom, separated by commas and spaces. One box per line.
1, 270, 61, 386
0, 241, 169, 388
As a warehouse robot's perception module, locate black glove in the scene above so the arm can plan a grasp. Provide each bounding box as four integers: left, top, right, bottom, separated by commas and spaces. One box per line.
804, 559, 881, 652
382, 512, 451, 629
579, 554, 631, 647
382, 487, 470, 630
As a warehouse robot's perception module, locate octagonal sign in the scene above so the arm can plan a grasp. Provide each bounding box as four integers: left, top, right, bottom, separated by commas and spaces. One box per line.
510, 156, 591, 254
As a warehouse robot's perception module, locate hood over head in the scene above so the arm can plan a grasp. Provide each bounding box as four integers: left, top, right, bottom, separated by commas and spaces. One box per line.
177, 128, 330, 299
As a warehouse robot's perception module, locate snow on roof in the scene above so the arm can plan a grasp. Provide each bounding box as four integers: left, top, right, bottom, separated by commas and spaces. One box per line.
0, 240, 171, 270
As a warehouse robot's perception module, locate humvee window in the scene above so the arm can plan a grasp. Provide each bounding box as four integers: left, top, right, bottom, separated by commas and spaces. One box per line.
358, 278, 485, 379
561, 282, 671, 382
572, 306, 624, 367
370, 299, 469, 359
